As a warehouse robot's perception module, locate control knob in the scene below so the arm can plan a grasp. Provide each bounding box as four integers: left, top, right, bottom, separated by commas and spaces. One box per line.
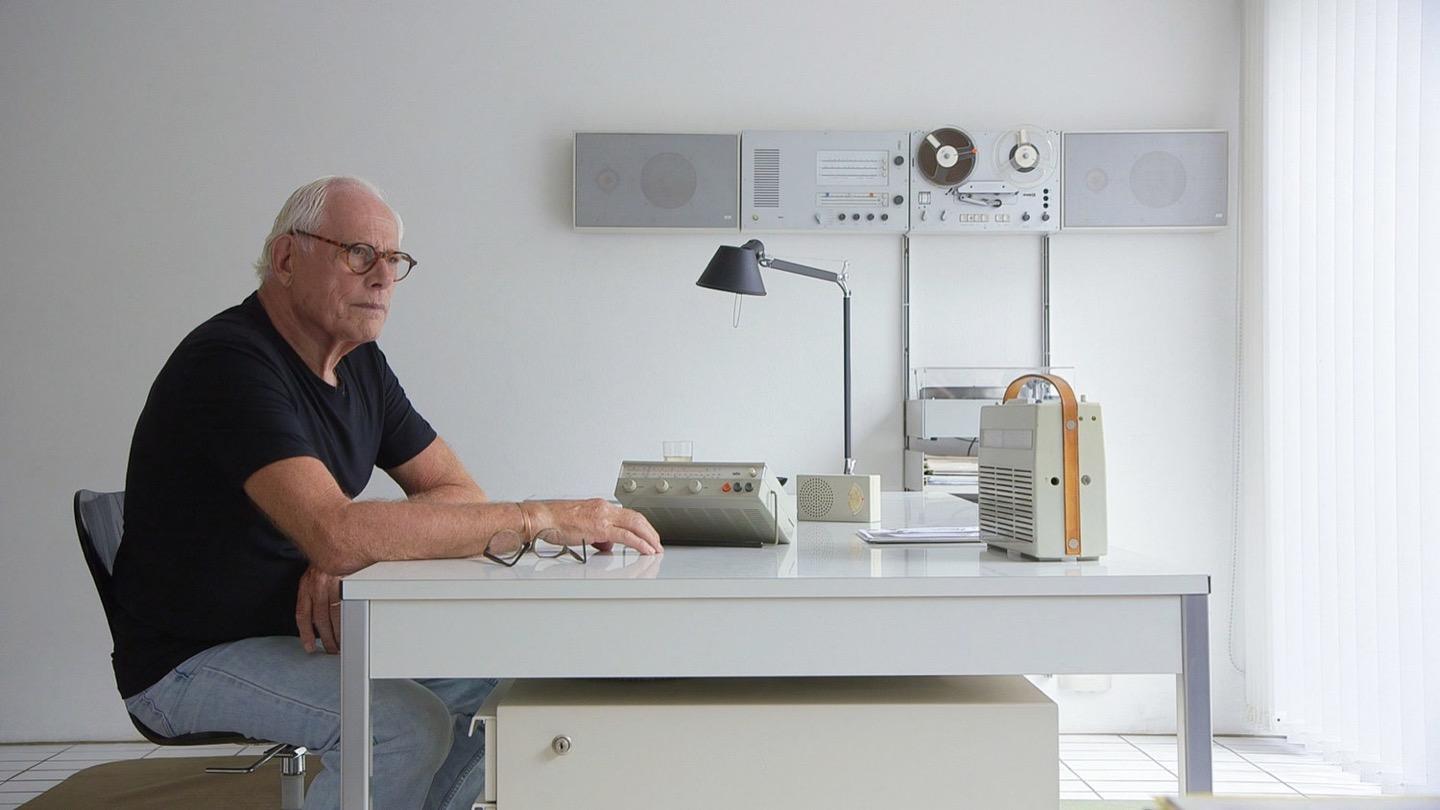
655, 480, 670, 493
620, 479, 638, 493
687, 480, 703, 494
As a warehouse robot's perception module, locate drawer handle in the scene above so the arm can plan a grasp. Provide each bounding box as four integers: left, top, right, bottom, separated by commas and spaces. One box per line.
552, 735, 572, 755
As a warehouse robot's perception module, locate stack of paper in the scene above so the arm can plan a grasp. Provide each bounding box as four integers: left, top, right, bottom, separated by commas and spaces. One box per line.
923, 455, 979, 489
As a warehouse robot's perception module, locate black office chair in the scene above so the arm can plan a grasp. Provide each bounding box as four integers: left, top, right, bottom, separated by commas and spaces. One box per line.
73, 489, 308, 810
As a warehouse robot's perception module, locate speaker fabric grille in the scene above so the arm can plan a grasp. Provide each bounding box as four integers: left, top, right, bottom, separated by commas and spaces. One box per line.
978, 465, 1035, 543
640, 152, 697, 210
1130, 150, 1187, 208
798, 478, 834, 519
753, 148, 780, 208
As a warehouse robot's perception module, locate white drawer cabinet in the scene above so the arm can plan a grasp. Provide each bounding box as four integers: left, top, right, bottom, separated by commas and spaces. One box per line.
471, 675, 1057, 810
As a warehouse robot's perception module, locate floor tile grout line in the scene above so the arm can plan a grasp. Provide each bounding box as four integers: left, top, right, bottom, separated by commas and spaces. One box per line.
1058, 756, 1102, 797
1115, 733, 1180, 782
1058, 752, 1100, 796
1215, 738, 1311, 796
1059, 734, 1129, 798
0, 747, 73, 785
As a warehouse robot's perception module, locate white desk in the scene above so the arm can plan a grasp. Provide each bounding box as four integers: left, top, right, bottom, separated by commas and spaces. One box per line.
339, 492, 1212, 808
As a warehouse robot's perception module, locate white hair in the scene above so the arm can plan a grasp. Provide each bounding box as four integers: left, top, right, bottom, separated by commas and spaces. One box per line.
253, 175, 404, 282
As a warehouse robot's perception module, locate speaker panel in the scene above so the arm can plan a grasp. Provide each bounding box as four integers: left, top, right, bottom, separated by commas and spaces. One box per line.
1061, 130, 1228, 230
574, 133, 739, 230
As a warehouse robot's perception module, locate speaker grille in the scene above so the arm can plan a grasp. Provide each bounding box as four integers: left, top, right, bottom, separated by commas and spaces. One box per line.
798, 478, 834, 520
753, 148, 780, 208
640, 152, 697, 210
1130, 150, 1187, 208
978, 465, 1035, 543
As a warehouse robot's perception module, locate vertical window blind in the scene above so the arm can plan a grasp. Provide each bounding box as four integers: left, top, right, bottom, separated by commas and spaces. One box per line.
1253, 0, 1439, 792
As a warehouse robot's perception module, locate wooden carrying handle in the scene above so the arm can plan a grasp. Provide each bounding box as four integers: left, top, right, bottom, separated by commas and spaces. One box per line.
1002, 374, 1083, 556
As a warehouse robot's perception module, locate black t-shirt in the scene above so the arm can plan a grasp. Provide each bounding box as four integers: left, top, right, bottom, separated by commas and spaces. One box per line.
110, 292, 436, 698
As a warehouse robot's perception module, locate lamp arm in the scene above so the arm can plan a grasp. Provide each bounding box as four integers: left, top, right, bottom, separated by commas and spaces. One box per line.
763, 256, 842, 285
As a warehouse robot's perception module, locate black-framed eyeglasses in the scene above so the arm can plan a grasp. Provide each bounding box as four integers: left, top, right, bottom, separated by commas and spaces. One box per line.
482, 529, 589, 567
291, 230, 417, 281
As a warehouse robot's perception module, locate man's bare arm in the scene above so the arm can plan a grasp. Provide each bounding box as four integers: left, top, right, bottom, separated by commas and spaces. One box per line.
245, 455, 661, 576
290, 439, 483, 654
388, 437, 487, 505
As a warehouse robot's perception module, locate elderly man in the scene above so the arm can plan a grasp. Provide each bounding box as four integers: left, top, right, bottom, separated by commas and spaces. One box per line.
109, 176, 661, 810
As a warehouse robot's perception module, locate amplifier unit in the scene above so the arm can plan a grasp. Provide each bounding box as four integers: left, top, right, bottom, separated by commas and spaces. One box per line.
614, 461, 796, 547
740, 130, 910, 233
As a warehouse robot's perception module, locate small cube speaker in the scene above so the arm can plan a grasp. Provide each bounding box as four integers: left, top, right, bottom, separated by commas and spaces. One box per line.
1061, 130, 1228, 230
574, 132, 739, 230
796, 474, 882, 523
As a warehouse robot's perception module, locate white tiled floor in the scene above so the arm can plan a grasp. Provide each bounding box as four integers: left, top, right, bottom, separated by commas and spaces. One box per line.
1059, 734, 1386, 801
0, 734, 1388, 807
0, 741, 275, 808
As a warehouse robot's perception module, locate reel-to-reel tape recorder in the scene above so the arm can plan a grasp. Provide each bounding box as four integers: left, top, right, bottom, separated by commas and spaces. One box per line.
909, 126, 1061, 233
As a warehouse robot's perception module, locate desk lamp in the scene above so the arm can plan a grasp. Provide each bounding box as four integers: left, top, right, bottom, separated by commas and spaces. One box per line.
697, 239, 854, 475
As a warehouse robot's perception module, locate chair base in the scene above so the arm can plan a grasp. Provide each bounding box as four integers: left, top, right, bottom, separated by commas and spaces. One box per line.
206, 744, 307, 810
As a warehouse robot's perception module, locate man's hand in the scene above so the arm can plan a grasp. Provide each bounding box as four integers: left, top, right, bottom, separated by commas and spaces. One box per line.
520, 499, 662, 555
295, 565, 342, 654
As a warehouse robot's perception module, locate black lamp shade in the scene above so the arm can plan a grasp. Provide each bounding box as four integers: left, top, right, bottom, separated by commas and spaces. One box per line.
696, 244, 767, 296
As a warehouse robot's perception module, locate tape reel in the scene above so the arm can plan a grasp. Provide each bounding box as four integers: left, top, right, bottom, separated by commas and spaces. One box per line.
916, 127, 977, 187
992, 126, 1057, 188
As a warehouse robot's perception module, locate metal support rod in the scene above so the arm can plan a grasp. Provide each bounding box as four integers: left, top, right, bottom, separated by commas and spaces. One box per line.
842, 291, 854, 474
281, 751, 307, 810
758, 246, 853, 475
901, 235, 911, 442
1042, 233, 1052, 368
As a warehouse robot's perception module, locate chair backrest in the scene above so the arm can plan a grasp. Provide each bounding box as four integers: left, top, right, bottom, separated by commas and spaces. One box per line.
72, 488, 256, 747
74, 489, 126, 625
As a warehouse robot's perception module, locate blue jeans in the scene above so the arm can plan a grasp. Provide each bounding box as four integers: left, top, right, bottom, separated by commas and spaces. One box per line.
124, 636, 497, 810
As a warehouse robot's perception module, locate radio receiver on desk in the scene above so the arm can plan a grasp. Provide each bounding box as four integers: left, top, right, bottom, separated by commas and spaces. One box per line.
614, 461, 797, 547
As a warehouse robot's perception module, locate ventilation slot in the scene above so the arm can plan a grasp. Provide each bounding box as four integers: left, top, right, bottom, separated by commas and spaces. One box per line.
978, 465, 1035, 543
753, 148, 780, 208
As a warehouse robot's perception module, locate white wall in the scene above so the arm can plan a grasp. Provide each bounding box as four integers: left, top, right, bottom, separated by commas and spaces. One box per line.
0, 0, 1246, 741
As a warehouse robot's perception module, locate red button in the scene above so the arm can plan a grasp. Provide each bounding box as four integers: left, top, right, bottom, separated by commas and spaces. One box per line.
721, 483, 731, 492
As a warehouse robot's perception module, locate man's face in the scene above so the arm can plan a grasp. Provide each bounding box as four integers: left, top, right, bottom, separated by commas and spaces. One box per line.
287, 187, 401, 345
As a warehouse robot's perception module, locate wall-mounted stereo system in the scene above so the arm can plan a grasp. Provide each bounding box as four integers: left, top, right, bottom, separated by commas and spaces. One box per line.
740, 131, 910, 233
576, 128, 1227, 233
1061, 130, 1228, 230
573, 133, 739, 230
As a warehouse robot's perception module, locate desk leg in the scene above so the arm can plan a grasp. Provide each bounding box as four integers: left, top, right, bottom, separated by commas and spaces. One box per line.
1177, 593, 1213, 794
341, 599, 371, 810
